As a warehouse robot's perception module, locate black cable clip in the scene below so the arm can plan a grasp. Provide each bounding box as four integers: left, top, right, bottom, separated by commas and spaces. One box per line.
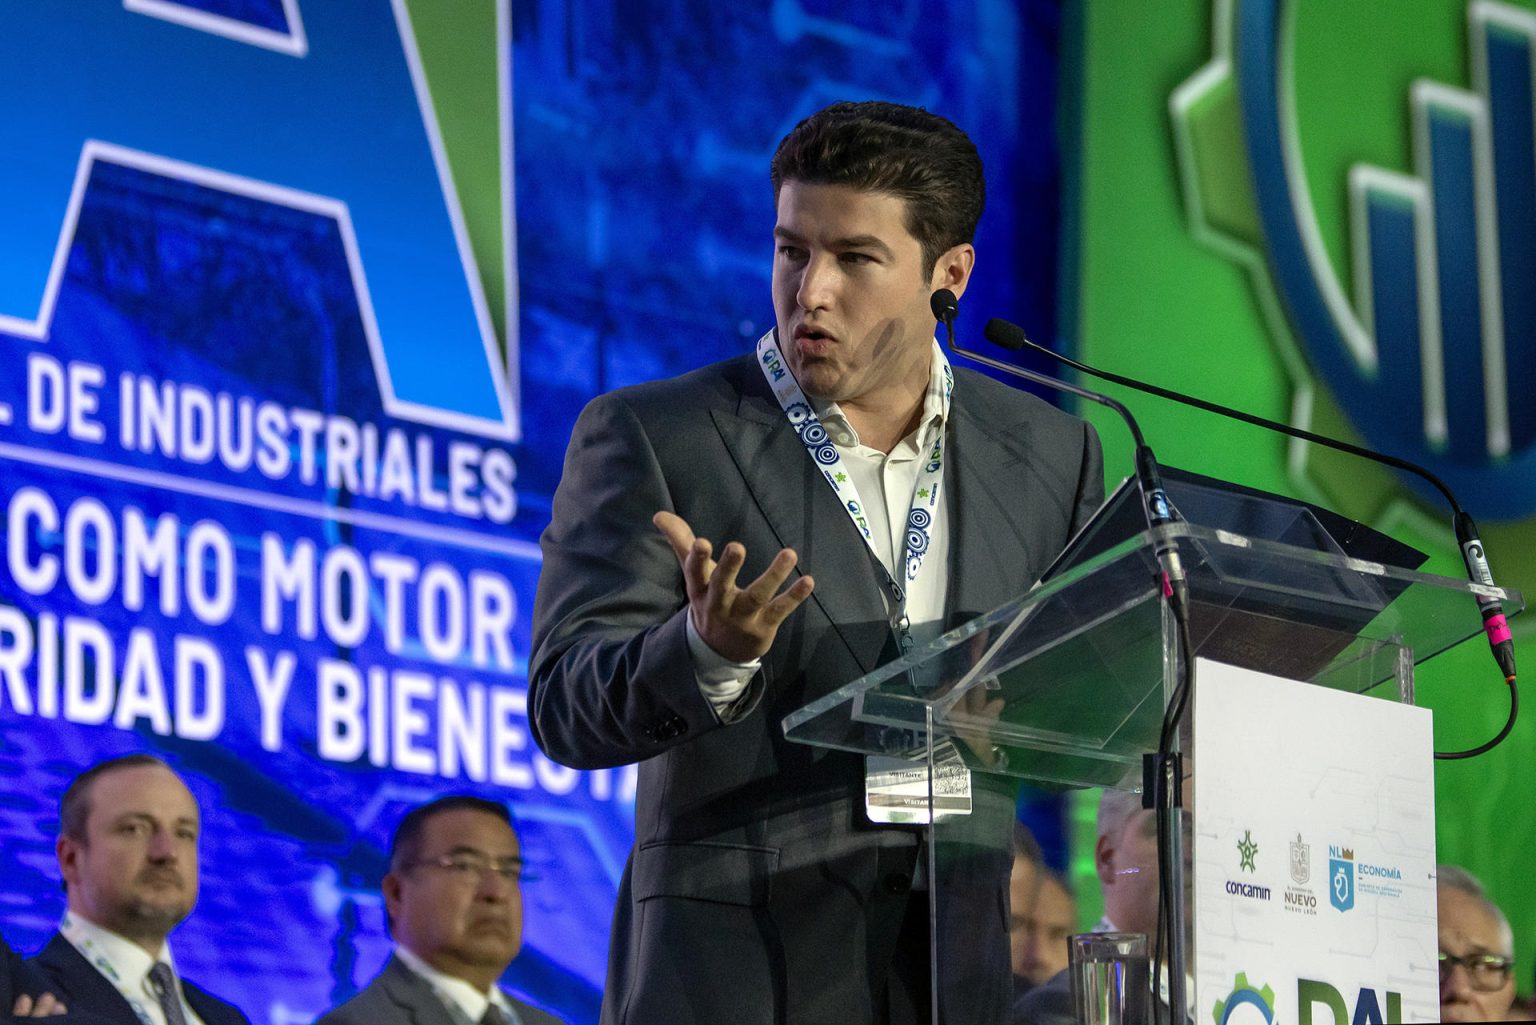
1141, 751, 1184, 810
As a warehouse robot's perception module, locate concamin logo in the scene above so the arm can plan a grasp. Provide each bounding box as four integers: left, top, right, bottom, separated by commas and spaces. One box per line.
1225, 829, 1271, 901
1237, 829, 1259, 872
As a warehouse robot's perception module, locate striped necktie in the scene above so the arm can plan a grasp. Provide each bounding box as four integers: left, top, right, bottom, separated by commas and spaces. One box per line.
147, 962, 188, 1025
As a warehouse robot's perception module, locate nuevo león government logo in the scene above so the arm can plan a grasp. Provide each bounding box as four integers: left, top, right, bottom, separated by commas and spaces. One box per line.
1284, 833, 1318, 915
1290, 832, 1311, 884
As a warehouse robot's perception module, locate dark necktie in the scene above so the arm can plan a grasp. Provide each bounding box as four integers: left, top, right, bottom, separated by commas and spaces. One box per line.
477, 1005, 506, 1025
148, 962, 189, 1025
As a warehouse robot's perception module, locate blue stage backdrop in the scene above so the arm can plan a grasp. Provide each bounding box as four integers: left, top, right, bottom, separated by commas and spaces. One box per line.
0, 2, 1064, 1022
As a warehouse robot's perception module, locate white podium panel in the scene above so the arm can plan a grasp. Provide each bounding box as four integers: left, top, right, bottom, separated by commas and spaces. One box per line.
1194, 658, 1437, 1024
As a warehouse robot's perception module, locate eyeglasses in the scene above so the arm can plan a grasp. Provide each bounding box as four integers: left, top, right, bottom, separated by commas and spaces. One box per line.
1438, 951, 1514, 992
408, 852, 533, 884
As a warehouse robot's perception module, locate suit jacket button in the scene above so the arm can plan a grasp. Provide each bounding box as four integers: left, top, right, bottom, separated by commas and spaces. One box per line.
883, 872, 911, 895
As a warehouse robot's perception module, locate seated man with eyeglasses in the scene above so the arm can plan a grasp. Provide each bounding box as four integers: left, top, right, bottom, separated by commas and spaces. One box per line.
1437, 864, 1516, 1023
317, 796, 563, 1025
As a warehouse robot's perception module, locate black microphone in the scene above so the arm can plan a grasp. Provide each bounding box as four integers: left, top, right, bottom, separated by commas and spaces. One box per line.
982, 316, 1518, 757
930, 290, 1186, 604
931, 288, 959, 328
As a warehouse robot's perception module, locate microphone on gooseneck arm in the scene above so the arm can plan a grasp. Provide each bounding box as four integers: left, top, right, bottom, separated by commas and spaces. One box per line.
979, 314, 1518, 759
929, 289, 1186, 606
933, 289, 1197, 1021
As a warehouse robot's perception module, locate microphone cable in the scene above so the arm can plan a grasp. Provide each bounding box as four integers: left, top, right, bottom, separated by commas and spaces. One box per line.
980, 318, 1517, 761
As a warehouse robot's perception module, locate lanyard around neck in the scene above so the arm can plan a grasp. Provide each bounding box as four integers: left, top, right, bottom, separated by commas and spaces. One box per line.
755, 329, 951, 607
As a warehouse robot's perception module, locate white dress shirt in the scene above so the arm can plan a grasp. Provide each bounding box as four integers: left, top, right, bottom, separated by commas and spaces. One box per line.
60, 912, 206, 1025
394, 945, 523, 1025
690, 342, 953, 716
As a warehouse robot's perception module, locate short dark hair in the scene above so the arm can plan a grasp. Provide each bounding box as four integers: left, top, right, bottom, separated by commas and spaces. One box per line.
770, 101, 986, 277
389, 795, 515, 874
1011, 821, 1043, 864
60, 754, 172, 842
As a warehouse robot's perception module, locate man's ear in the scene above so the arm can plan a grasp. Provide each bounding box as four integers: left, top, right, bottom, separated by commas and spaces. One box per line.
930, 243, 976, 301
1094, 831, 1116, 889
381, 872, 404, 930
57, 833, 82, 891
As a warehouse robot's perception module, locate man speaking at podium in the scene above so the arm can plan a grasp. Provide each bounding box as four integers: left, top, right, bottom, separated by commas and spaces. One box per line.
531, 101, 1102, 1025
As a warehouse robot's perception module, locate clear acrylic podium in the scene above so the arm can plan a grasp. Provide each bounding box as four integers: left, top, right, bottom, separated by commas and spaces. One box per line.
781, 480, 1523, 1024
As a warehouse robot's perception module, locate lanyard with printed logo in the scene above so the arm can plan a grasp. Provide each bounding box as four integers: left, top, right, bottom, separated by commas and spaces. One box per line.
61, 914, 161, 1025
757, 329, 971, 824
755, 329, 951, 648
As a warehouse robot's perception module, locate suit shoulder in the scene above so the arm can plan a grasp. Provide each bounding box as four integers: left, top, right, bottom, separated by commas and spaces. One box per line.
584, 354, 760, 422
5, 935, 59, 1005
183, 978, 251, 1025
952, 365, 1090, 431
32, 932, 69, 967
313, 995, 374, 1025
30, 935, 82, 988
29, 936, 135, 1018
1011, 968, 1075, 1024
312, 999, 363, 1025
313, 979, 395, 1025
507, 993, 567, 1025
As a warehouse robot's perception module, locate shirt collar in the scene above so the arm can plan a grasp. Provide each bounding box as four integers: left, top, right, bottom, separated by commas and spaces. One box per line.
60, 910, 176, 988
812, 339, 953, 448
395, 945, 515, 1023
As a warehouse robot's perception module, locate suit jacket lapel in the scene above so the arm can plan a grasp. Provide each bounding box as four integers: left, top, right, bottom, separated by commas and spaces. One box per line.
945, 392, 1050, 623
39, 934, 141, 1025
710, 388, 890, 674
183, 980, 242, 1025
381, 956, 461, 1025
183, 982, 218, 1025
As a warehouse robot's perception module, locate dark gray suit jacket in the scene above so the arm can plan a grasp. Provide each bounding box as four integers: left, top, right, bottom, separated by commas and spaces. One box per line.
1011, 968, 1074, 1025
31, 934, 248, 1025
3, 932, 57, 1019
3, 932, 30, 1012
530, 354, 1103, 1025
315, 956, 562, 1025
1012, 967, 1183, 1025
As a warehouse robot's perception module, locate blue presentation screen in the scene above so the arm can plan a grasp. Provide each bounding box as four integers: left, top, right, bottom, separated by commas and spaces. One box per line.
0, 2, 1063, 1022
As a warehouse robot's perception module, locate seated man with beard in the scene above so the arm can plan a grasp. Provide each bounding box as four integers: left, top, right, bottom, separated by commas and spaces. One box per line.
30, 754, 249, 1025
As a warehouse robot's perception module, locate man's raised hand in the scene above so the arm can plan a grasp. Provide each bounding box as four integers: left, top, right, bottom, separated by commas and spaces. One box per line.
653, 511, 815, 663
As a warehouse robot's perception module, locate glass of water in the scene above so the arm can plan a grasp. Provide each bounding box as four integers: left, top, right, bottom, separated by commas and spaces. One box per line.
1068, 932, 1151, 1025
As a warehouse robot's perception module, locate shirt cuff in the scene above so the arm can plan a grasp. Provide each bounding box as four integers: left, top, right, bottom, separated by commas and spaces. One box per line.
686, 613, 760, 721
